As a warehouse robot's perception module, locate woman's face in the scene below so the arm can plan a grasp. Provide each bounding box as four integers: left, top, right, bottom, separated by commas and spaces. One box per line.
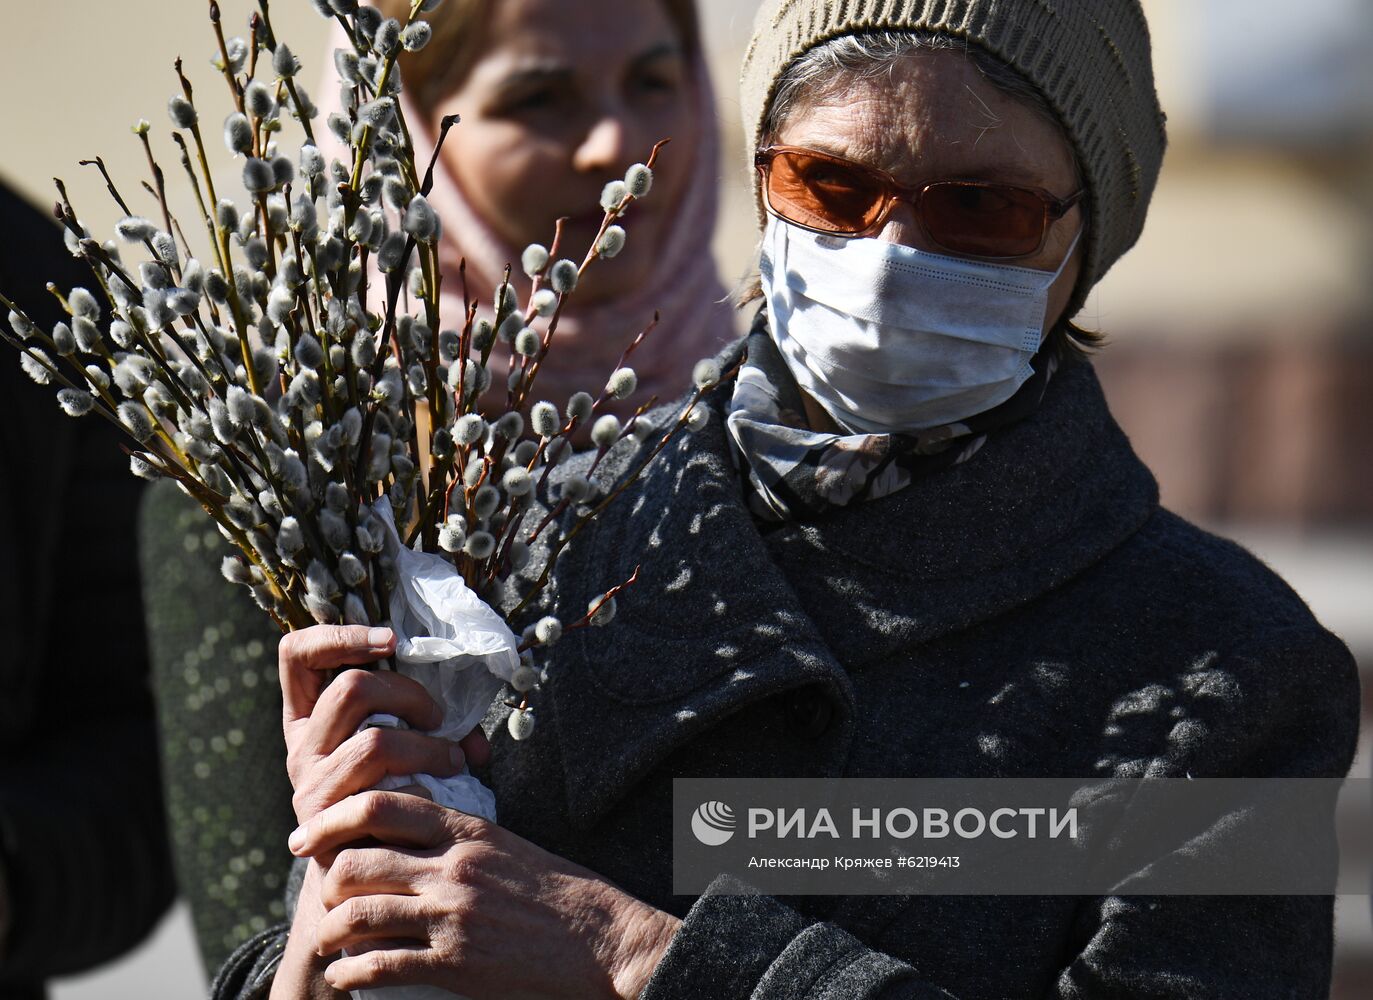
774, 48, 1085, 333
432, 0, 700, 303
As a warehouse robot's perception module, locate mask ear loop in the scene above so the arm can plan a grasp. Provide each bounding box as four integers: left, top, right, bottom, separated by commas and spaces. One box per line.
1046, 225, 1086, 280
1028, 225, 1089, 353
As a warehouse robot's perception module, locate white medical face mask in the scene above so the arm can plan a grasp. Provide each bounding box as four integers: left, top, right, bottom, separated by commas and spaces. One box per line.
759, 216, 1081, 435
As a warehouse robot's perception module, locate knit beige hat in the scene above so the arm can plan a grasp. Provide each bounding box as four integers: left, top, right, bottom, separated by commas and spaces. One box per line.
741, 0, 1168, 314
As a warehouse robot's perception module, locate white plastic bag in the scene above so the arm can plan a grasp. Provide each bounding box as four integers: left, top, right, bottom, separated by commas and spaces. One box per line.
348, 497, 520, 1000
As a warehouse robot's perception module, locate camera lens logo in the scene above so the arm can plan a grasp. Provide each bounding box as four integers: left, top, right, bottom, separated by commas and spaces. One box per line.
691, 800, 736, 846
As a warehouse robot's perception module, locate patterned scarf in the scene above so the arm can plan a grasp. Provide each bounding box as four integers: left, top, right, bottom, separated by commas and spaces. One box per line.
725, 309, 1061, 522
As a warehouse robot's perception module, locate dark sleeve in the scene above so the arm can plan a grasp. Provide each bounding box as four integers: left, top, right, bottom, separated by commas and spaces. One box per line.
641, 873, 943, 1000
207, 855, 307, 999
208, 924, 289, 1000
139, 478, 298, 974
0, 384, 174, 979
638, 627, 1361, 1000
0, 186, 175, 983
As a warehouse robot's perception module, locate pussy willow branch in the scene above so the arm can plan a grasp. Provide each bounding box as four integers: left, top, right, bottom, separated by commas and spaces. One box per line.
254, 0, 316, 146
5, 0, 691, 646
76, 155, 132, 216
414, 119, 462, 534
41, 279, 196, 474
169, 133, 227, 298
0, 302, 125, 435
135, 441, 307, 631
173, 59, 261, 397
54, 169, 303, 569
587, 314, 656, 423
353, 234, 419, 508
586, 394, 658, 480
508, 370, 734, 622
74, 159, 169, 282
208, 2, 246, 114
510, 139, 669, 415
1, 285, 196, 476
515, 565, 641, 654
55, 188, 212, 450
137, 131, 180, 272
346, 0, 426, 192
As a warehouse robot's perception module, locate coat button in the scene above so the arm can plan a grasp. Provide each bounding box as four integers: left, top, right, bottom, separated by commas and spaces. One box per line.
785, 688, 833, 739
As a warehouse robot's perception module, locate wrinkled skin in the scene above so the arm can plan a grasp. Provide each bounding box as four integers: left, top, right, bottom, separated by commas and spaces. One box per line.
268, 625, 679, 999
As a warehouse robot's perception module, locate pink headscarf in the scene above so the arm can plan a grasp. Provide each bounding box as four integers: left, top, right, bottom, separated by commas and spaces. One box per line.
317, 17, 733, 411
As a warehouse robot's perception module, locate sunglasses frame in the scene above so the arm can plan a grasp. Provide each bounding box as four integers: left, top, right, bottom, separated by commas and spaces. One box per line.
755, 144, 1086, 261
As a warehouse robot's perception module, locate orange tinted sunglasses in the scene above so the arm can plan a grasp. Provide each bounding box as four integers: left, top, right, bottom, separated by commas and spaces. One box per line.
756, 145, 1084, 260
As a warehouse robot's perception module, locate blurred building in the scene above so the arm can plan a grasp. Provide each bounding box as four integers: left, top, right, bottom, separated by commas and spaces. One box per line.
1091, 0, 1373, 529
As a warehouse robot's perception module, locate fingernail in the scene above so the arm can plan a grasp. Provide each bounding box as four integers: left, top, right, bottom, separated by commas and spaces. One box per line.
288, 825, 306, 853
367, 627, 392, 650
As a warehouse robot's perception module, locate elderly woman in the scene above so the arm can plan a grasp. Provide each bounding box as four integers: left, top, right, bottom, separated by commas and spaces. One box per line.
213, 1, 1360, 997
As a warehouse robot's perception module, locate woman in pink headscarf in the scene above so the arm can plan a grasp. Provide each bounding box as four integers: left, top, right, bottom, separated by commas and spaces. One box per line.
325, 0, 732, 411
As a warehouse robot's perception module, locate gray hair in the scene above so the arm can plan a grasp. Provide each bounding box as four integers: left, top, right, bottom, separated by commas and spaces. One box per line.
761, 31, 1083, 186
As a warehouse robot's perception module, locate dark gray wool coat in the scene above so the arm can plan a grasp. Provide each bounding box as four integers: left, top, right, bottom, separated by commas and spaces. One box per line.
212, 340, 1361, 999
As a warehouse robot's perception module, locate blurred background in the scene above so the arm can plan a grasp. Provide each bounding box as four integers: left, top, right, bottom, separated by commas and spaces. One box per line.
1, 0, 1368, 995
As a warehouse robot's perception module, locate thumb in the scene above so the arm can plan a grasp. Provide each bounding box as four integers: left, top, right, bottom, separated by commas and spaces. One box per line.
459, 725, 492, 769
278, 624, 397, 724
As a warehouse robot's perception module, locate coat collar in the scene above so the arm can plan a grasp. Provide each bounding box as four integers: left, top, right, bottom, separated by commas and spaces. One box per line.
540, 337, 1158, 831
757, 348, 1160, 672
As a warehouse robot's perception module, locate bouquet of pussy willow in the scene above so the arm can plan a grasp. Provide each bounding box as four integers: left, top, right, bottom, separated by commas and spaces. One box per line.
0, 0, 720, 842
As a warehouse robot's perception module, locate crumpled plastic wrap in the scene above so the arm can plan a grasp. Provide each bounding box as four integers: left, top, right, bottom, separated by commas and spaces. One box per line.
349, 497, 520, 1000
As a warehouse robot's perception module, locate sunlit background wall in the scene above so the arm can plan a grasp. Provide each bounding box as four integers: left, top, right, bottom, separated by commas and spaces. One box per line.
1, 1, 1368, 996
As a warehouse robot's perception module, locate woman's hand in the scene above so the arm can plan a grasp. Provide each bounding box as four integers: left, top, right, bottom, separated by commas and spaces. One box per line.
289, 790, 684, 999
278, 624, 491, 824
269, 624, 494, 999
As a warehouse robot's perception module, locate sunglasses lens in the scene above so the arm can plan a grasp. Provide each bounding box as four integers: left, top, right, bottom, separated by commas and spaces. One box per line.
922, 183, 1046, 257
763, 150, 1060, 257
764, 150, 886, 235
